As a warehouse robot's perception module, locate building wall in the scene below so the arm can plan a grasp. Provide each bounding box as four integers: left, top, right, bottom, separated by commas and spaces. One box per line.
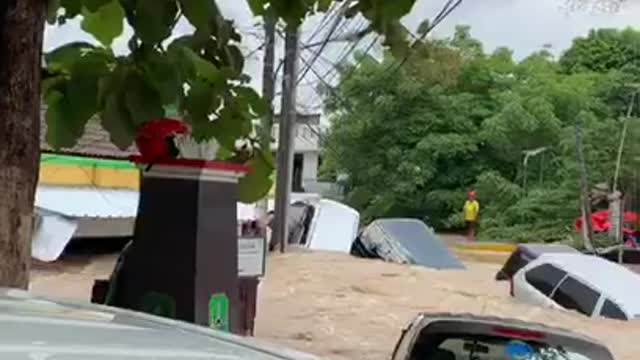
270, 123, 321, 153
40, 154, 139, 189
302, 152, 319, 184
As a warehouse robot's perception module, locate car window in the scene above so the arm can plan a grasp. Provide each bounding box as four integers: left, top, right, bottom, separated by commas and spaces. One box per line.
551, 276, 600, 316
525, 264, 567, 295
418, 336, 601, 360
600, 299, 627, 320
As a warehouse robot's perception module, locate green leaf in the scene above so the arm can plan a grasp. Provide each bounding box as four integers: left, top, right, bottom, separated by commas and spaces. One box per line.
209, 99, 252, 148
45, 88, 89, 149
46, 52, 110, 147
97, 65, 126, 109
67, 67, 101, 122
222, 45, 245, 76
84, 0, 111, 11
47, 0, 61, 24
317, 0, 332, 12
123, 73, 165, 125
246, 0, 265, 16
60, 0, 82, 17
81, 0, 125, 47
377, 0, 415, 20
134, 0, 178, 44
102, 93, 137, 150
179, 0, 216, 31
238, 150, 275, 203
182, 48, 221, 82
45, 42, 97, 71
185, 80, 218, 125
142, 54, 182, 104
236, 86, 268, 117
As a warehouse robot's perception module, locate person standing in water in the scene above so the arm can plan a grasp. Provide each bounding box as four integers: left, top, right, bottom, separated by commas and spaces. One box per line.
463, 190, 480, 241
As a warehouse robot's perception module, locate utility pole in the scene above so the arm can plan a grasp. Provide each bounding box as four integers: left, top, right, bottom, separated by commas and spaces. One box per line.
256, 15, 276, 220
259, 16, 276, 147
273, 24, 299, 253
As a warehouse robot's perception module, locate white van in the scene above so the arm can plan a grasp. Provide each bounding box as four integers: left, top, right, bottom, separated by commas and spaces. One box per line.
512, 253, 640, 321
305, 199, 360, 253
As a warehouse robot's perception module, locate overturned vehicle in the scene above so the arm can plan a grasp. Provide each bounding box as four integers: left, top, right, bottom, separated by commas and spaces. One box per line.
270, 198, 359, 253
351, 218, 466, 270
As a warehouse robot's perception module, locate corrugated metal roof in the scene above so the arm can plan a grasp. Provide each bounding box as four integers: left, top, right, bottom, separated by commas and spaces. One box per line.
36, 185, 139, 219
36, 185, 272, 221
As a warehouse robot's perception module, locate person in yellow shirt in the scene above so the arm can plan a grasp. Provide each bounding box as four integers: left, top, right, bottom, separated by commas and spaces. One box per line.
463, 190, 480, 241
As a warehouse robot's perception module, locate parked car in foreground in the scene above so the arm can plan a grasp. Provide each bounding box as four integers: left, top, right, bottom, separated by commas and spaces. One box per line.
351, 218, 466, 270
391, 313, 614, 360
0, 288, 319, 360
512, 253, 640, 320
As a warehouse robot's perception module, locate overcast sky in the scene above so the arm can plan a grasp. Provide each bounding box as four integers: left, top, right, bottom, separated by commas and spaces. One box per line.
43, 0, 640, 113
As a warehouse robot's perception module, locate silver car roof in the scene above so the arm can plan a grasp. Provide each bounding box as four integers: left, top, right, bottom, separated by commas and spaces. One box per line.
0, 288, 320, 360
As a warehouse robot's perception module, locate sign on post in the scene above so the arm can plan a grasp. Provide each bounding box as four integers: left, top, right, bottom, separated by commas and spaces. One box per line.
238, 237, 266, 277
209, 293, 230, 332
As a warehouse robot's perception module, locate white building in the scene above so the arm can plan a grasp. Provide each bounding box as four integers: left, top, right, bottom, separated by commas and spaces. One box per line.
271, 113, 323, 192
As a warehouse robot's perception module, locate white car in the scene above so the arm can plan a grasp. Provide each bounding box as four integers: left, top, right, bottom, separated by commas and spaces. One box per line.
512, 253, 640, 321
0, 288, 320, 360
391, 313, 614, 360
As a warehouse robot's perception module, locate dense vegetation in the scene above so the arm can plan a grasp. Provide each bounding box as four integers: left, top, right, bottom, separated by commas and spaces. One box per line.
322, 25, 640, 243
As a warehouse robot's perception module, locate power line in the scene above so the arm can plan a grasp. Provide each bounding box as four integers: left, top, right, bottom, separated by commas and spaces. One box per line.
296, 0, 353, 85
328, 35, 378, 85
304, 2, 341, 44
299, 51, 355, 113
322, 19, 369, 82
384, 0, 463, 76
305, 0, 464, 113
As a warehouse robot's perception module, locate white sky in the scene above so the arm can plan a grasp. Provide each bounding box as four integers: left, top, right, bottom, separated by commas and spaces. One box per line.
44, 0, 640, 113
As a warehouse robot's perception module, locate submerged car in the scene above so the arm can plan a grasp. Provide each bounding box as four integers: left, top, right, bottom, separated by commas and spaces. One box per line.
352, 218, 466, 270
391, 313, 614, 360
0, 288, 319, 360
513, 253, 640, 321
496, 243, 580, 281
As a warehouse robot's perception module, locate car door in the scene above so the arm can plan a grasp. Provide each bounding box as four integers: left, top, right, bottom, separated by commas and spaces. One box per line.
550, 275, 601, 317
517, 263, 567, 308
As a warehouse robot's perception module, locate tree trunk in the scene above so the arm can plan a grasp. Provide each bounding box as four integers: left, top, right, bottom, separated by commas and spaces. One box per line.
0, 0, 46, 288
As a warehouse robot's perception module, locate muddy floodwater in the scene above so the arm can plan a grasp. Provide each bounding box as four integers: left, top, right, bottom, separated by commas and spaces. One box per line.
29, 250, 640, 360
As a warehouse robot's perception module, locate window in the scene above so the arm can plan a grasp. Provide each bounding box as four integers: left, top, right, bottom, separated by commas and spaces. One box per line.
551, 276, 599, 316
601, 299, 627, 320
409, 336, 602, 360
525, 264, 567, 296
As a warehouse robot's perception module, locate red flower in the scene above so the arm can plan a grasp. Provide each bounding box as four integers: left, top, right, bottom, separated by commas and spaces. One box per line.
135, 118, 190, 163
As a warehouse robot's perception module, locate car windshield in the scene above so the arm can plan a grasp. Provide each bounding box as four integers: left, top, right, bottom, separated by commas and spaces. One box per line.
416, 335, 599, 360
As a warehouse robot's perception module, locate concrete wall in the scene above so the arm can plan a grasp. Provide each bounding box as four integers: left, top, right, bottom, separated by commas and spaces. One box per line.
302, 152, 319, 183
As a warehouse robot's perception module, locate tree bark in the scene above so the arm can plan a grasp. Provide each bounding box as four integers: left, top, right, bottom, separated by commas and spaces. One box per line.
0, 0, 46, 288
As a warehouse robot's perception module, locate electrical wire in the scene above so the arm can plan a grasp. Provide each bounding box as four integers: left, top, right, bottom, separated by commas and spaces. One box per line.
384, 0, 463, 76
296, 0, 353, 85
303, 0, 464, 113
322, 19, 369, 82
304, 2, 341, 44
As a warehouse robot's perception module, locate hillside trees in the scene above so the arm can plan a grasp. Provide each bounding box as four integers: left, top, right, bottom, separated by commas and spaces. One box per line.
323, 25, 640, 243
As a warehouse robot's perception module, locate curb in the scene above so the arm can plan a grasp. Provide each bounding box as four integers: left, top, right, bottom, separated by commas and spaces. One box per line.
451, 242, 516, 253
